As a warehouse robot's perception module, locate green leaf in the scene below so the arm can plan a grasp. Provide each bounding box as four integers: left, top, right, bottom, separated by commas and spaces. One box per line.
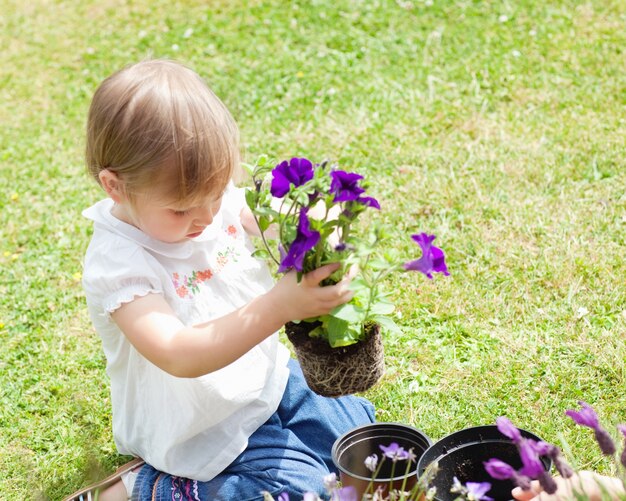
245, 188, 258, 210
294, 190, 311, 207
251, 249, 271, 259
254, 206, 278, 218
371, 315, 402, 334
330, 303, 365, 323
325, 316, 362, 347
368, 258, 393, 271
257, 216, 270, 233
370, 299, 395, 315
348, 277, 370, 293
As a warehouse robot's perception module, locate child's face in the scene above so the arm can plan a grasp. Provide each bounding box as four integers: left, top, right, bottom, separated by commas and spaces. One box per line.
115, 190, 223, 243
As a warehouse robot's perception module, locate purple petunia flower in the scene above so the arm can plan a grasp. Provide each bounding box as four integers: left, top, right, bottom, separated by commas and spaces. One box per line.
271, 157, 314, 198
356, 195, 380, 209
496, 416, 523, 444
465, 481, 494, 501
329, 170, 381, 209
330, 170, 366, 201
379, 442, 411, 462
566, 401, 616, 455
277, 209, 321, 272
278, 493, 290, 501
403, 233, 450, 279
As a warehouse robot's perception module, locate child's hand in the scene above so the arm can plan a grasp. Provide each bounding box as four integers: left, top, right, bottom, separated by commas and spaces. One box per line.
512, 471, 625, 501
268, 263, 354, 322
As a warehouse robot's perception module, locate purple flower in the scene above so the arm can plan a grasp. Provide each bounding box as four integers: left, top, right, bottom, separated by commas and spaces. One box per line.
329, 170, 380, 209
537, 442, 571, 479
465, 481, 494, 501
278, 493, 290, 501
356, 195, 380, 209
303, 494, 319, 501
330, 170, 365, 201
532, 440, 554, 457
566, 401, 616, 455
484, 459, 535, 492
271, 157, 314, 198
496, 416, 523, 444
566, 401, 600, 428
379, 442, 410, 462
403, 233, 450, 279
518, 439, 545, 478
278, 209, 320, 272
330, 486, 357, 501
483, 459, 516, 480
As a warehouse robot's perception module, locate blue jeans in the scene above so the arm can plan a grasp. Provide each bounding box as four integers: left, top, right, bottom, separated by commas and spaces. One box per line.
132, 359, 376, 500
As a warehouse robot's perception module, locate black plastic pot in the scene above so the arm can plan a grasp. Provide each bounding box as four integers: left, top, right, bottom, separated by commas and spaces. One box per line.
417, 425, 552, 501
332, 422, 432, 498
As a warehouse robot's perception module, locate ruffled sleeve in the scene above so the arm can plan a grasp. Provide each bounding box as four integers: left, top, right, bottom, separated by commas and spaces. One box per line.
82, 233, 163, 321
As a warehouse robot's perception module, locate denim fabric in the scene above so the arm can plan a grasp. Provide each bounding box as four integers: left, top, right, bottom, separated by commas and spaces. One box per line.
132, 359, 376, 501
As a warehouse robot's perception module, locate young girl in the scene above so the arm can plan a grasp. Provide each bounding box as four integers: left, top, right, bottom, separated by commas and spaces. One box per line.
72, 59, 375, 501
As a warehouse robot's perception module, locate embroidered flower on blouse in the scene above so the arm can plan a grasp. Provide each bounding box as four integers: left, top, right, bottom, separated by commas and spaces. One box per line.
172, 268, 214, 298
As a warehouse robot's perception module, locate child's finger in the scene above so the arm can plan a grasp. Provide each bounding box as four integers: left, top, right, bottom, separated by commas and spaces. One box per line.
511, 487, 539, 501
302, 263, 340, 286
339, 264, 358, 283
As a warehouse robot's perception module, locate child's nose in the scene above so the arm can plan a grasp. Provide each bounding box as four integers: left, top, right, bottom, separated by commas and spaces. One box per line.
194, 206, 215, 226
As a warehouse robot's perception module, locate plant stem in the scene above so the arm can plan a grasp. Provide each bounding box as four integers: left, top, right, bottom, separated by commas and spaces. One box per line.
250, 205, 281, 266
389, 461, 397, 498
365, 457, 386, 496
399, 457, 413, 499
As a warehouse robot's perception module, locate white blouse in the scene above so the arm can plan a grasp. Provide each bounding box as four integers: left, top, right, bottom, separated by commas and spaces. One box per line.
82, 183, 290, 481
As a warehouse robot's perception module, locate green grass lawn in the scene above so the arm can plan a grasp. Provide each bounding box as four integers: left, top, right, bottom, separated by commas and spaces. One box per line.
1, 0, 625, 498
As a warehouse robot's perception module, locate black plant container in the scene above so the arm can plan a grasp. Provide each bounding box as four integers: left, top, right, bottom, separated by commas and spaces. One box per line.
332, 422, 432, 499
417, 425, 552, 501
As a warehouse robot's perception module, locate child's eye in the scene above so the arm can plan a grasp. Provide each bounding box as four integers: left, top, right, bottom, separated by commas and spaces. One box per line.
172, 209, 190, 216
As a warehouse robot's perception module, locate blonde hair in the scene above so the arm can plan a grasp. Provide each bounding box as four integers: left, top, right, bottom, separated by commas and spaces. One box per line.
86, 59, 239, 204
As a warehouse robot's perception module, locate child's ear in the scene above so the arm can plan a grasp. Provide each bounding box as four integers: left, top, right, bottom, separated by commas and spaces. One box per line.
98, 169, 126, 203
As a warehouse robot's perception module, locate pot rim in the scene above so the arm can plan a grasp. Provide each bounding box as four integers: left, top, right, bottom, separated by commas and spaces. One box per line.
417, 424, 551, 474
332, 422, 432, 482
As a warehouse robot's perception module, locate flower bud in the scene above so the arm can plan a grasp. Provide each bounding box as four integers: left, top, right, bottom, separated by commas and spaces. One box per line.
594, 428, 616, 456
538, 471, 558, 495
512, 473, 532, 491
553, 454, 574, 479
